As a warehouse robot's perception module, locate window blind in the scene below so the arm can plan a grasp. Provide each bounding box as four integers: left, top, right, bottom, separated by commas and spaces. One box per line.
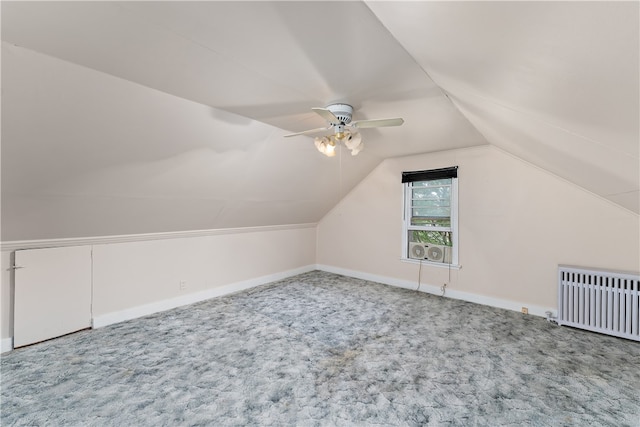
401, 166, 458, 183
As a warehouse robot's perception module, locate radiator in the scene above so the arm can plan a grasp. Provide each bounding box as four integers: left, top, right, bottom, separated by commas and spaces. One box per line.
558, 265, 639, 342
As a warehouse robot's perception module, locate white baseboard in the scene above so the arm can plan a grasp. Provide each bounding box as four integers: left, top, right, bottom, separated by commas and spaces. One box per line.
1, 337, 14, 354
92, 265, 316, 328
6, 264, 555, 353
316, 264, 556, 319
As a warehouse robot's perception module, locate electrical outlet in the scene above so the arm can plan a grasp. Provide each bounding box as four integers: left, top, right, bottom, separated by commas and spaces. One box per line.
521, 307, 528, 315
179, 281, 187, 291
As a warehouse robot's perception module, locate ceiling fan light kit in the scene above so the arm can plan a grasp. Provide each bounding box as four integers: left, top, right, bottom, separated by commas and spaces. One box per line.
343, 131, 363, 155
286, 103, 404, 157
314, 136, 337, 157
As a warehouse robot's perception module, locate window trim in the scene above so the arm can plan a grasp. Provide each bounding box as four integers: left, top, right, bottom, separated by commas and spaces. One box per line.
401, 173, 460, 268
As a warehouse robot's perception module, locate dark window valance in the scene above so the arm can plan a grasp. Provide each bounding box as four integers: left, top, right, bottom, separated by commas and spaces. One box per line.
401, 166, 458, 183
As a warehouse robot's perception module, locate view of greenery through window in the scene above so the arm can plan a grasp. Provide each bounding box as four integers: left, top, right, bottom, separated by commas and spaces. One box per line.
408, 178, 453, 247
410, 230, 452, 247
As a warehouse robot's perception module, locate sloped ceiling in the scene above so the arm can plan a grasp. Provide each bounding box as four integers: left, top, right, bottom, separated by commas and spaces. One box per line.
367, 1, 639, 213
1, 1, 637, 241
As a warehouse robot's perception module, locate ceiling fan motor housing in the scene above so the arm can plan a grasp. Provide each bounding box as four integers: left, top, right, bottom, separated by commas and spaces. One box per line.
326, 103, 353, 124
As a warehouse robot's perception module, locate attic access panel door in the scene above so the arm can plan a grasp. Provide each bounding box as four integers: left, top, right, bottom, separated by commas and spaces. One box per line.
14, 245, 92, 348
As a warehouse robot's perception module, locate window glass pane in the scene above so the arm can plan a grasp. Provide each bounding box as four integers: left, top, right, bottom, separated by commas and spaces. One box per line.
409, 230, 452, 247
410, 178, 451, 227
412, 200, 450, 208
412, 178, 451, 187
412, 207, 450, 217
411, 217, 451, 227
412, 186, 451, 201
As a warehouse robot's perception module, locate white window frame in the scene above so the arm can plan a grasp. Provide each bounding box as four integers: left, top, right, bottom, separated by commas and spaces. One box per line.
402, 176, 459, 267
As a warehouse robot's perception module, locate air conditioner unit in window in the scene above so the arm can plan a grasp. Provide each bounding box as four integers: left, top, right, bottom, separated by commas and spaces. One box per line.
424, 243, 452, 263
408, 242, 428, 260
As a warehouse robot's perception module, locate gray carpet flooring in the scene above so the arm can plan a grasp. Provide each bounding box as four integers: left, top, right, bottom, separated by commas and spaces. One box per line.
1, 271, 639, 426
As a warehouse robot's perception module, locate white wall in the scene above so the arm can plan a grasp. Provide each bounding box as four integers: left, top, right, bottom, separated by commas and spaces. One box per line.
317, 145, 640, 313
1, 224, 316, 350
92, 226, 315, 323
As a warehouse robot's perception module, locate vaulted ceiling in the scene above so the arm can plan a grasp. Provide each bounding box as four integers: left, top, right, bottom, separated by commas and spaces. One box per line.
2, 1, 638, 241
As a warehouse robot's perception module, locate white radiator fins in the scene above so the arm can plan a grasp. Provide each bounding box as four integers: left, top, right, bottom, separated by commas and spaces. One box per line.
558, 266, 640, 342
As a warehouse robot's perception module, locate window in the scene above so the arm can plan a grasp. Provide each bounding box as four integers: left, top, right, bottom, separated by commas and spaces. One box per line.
402, 167, 458, 265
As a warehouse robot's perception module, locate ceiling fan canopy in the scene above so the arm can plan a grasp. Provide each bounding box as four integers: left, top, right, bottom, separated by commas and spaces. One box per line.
285, 103, 404, 156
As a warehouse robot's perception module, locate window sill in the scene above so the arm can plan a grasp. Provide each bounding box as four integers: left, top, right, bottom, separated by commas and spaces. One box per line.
400, 258, 462, 270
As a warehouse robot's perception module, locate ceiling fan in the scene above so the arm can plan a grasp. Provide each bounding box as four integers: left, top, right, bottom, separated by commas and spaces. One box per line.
284, 103, 404, 156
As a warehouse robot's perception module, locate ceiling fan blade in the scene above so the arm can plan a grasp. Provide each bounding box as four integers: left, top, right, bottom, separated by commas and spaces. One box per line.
284, 127, 331, 137
351, 117, 404, 129
312, 107, 341, 124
